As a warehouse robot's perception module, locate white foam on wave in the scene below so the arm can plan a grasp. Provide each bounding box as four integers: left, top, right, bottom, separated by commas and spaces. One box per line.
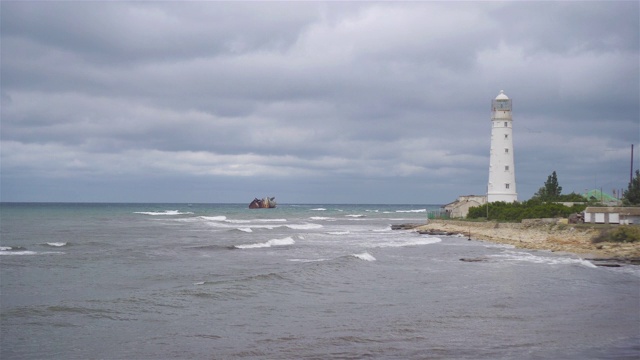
345, 214, 366, 218
0, 246, 13, 251
352, 252, 376, 261
134, 210, 194, 216
286, 223, 323, 230
373, 226, 392, 232
224, 218, 286, 224
310, 216, 335, 221
395, 209, 427, 213
46, 242, 67, 247
327, 231, 350, 235
200, 216, 227, 221
201, 219, 280, 231
235, 237, 295, 249
490, 251, 597, 268
0, 251, 64, 256
310, 208, 327, 211
0, 250, 38, 255
372, 237, 442, 248
288, 258, 328, 263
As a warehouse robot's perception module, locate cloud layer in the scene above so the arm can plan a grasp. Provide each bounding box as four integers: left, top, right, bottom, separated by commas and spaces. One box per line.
2, 2, 638, 203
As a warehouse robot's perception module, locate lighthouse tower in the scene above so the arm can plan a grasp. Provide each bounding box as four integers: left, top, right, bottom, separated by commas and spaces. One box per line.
487, 90, 517, 203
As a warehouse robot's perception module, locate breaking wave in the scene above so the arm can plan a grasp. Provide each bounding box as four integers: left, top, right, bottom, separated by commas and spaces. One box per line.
134, 210, 194, 216
310, 216, 335, 221
235, 237, 296, 249
200, 216, 227, 221
352, 252, 376, 261
46, 242, 68, 247
286, 223, 323, 230
371, 237, 442, 248
490, 251, 597, 268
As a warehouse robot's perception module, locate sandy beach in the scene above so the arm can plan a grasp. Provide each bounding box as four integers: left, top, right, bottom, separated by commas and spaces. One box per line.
414, 219, 640, 260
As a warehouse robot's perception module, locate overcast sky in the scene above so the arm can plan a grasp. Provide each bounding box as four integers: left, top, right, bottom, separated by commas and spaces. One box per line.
1, 1, 638, 204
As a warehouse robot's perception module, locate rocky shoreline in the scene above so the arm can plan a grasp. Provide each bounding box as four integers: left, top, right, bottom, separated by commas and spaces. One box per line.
396, 219, 640, 262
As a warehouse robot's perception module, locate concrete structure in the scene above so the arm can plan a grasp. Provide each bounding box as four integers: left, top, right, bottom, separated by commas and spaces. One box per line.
584, 207, 640, 224
443, 195, 487, 219
487, 90, 517, 203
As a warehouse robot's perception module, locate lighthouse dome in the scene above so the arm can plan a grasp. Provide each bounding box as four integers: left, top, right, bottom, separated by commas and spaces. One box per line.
495, 90, 509, 100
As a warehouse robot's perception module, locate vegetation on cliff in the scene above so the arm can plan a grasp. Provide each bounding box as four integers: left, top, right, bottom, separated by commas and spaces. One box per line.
531, 171, 586, 202
623, 170, 640, 205
467, 170, 588, 222
593, 226, 640, 244
465, 170, 640, 222
467, 200, 587, 222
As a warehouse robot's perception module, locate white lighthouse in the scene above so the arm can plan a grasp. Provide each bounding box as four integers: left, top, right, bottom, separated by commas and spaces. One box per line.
487, 90, 517, 203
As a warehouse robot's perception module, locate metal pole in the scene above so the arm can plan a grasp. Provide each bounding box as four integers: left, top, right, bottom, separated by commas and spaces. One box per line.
631, 144, 634, 184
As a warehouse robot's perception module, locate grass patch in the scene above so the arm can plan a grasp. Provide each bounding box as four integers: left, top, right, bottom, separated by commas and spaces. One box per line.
592, 226, 640, 244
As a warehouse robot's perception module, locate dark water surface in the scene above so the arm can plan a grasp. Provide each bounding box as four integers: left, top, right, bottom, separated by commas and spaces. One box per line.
1, 203, 638, 359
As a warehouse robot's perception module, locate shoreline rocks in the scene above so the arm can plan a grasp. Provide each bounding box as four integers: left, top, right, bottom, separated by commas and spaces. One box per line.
394, 219, 640, 259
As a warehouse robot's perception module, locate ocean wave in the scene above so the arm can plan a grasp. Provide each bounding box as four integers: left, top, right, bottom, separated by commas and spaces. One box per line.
46, 242, 68, 247
223, 218, 286, 224
200, 216, 227, 221
310, 208, 327, 211
490, 251, 597, 268
0, 251, 64, 256
237, 228, 253, 233
134, 210, 194, 216
345, 214, 366, 218
327, 231, 350, 235
395, 209, 427, 213
0, 246, 26, 251
187, 244, 236, 251
0, 250, 38, 255
288, 258, 329, 263
310, 216, 335, 221
235, 237, 295, 249
352, 252, 376, 261
372, 237, 442, 248
286, 223, 323, 230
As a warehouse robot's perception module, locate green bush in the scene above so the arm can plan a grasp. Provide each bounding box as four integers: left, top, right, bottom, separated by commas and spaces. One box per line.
467, 201, 587, 222
592, 226, 640, 244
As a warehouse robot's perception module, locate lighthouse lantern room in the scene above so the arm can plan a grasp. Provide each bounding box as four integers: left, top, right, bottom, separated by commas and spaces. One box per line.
487, 90, 517, 203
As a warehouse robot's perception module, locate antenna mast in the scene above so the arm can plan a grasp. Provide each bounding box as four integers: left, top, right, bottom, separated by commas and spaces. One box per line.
631, 144, 634, 184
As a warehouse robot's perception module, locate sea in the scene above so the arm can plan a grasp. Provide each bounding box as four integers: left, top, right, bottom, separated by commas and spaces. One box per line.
1, 203, 638, 359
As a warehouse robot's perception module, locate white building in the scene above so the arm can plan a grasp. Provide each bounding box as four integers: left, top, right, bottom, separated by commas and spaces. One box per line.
443, 195, 487, 219
584, 207, 640, 224
487, 90, 518, 203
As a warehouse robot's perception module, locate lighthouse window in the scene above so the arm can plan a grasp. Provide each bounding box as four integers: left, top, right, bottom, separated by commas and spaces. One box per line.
504, 122, 508, 127
504, 134, 508, 139
505, 183, 510, 189
505, 166, 509, 171
504, 148, 509, 154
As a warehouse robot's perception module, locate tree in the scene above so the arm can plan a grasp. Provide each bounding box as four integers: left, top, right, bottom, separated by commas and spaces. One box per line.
623, 169, 640, 205
532, 171, 562, 201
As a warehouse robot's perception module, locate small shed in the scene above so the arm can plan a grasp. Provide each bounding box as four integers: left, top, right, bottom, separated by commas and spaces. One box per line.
583, 207, 640, 224
443, 195, 487, 219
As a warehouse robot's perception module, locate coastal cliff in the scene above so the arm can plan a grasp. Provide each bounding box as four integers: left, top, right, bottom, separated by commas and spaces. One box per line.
413, 219, 640, 259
